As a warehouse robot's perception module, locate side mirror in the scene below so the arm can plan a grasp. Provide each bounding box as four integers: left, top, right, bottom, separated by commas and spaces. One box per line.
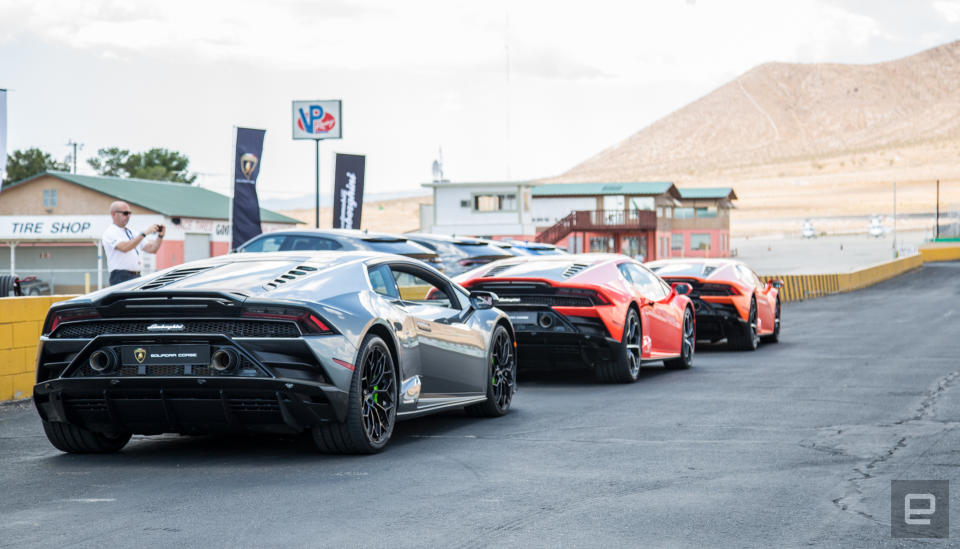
672, 282, 693, 296
768, 279, 783, 289
469, 290, 499, 310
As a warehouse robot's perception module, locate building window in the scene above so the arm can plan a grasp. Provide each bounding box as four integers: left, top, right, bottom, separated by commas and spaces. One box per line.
690, 233, 711, 250
473, 193, 517, 212
674, 207, 695, 219
590, 237, 612, 252
695, 207, 717, 218
43, 189, 58, 208
671, 233, 684, 250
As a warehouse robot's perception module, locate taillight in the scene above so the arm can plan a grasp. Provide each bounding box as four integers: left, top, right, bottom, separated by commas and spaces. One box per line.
699, 283, 740, 296
556, 288, 613, 306
44, 308, 100, 335
242, 305, 333, 334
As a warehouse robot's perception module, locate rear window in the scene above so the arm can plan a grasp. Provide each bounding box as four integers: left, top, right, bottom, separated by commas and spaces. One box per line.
648, 262, 708, 277
453, 242, 513, 258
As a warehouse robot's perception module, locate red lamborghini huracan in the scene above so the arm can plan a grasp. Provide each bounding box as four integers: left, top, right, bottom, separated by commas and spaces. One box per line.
646, 259, 782, 351
457, 254, 695, 383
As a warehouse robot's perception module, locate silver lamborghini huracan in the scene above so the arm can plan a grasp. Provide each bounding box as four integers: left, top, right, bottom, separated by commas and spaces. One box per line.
33, 251, 517, 454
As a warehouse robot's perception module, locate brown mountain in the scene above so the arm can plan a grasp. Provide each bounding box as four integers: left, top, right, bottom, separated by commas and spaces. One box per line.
550, 41, 960, 236
557, 40, 960, 180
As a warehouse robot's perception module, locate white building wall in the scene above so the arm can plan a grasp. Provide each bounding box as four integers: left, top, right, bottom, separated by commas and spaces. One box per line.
430, 184, 536, 236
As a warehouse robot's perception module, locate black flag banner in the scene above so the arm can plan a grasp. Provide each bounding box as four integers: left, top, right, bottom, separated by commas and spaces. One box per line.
333, 153, 366, 230
231, 127, 266, 249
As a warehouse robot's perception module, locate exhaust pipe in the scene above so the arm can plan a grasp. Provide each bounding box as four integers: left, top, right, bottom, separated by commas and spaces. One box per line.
88, 348, 117, 373
211, 348, 239, 372
538, 313, 554, 329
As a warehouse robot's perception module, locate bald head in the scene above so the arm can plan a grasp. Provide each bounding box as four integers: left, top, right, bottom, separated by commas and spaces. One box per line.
110, 201, 132, 228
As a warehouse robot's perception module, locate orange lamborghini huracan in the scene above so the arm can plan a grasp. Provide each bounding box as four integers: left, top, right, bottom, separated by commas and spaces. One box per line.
646, 259, 782, 351
457, 254, 695, 383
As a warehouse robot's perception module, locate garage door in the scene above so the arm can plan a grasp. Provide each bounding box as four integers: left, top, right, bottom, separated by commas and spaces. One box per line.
184, 233, 211, 264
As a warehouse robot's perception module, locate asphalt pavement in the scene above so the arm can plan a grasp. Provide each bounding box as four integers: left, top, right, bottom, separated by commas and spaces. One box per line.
1, 262, 958, 548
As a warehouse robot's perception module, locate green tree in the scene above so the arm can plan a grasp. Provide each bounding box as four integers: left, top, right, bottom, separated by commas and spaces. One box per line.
2, 148, 70, 187
88, 147, 197, 184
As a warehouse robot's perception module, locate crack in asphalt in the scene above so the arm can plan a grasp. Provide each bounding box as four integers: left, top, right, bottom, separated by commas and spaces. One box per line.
822, 371, 959, 525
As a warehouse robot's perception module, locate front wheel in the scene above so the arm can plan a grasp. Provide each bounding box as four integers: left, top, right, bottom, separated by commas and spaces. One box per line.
466, 325, 516, 417
664, 307, 694, 370
312, 334, 397, 454
596, 308, 642, 383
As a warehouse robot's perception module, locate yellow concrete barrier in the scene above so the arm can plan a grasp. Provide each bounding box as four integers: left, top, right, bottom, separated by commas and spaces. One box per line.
919, 243, 960, 263
0, 295, 77, 401
763, 253, 926, 303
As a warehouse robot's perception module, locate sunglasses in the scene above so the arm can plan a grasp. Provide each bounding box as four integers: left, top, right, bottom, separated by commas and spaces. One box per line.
113, 211, 132, 216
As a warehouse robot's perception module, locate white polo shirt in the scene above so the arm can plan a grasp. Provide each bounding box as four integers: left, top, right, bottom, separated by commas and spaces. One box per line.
102, 223, 147, 272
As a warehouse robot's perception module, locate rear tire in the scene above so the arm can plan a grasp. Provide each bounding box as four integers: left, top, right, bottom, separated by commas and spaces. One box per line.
466, 325, 516, 417
761, 299, 781, 343
727, 297, 760, 351
312, 335, 397, 454
664, 307, 694, 370
596, 308, 642, 383
41, 420, 131, 454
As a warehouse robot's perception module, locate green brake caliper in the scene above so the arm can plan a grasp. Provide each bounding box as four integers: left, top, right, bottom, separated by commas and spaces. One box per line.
373, 385, 379, 403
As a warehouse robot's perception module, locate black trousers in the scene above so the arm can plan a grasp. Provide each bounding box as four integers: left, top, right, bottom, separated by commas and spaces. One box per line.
109, 270, 141, 286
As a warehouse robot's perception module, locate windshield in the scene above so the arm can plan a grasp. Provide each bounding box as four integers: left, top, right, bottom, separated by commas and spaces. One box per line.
362, 240, 435, 257
648, 262, 710, 277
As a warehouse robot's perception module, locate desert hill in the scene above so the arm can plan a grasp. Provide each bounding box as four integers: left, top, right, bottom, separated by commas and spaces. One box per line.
551, 40, 960, 237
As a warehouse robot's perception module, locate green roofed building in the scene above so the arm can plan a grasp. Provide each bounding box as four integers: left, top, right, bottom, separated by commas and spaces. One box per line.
0, 171, 300, 292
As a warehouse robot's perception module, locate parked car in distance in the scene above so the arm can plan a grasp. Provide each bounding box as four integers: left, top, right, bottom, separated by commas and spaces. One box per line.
234, 229, 445, 272
458, 253, 695, 383
33, 251, 517, 454
647, 259, 782, 351
16, 275, 51, 296
801, 220, 815, 239
404, 233, 514, 275
503, 240, 568, 256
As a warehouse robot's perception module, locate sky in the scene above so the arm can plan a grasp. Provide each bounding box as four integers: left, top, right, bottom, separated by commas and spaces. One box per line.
1, 0, 958, 204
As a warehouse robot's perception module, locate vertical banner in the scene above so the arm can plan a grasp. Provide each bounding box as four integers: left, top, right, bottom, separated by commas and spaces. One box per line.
0, 89, 7, 186
333, 153, 365, 230
231, 127, 266, 249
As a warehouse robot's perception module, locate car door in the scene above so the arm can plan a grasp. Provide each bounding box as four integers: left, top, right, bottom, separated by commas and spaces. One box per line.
625, 263, 677, 357
388, 263, 486, 398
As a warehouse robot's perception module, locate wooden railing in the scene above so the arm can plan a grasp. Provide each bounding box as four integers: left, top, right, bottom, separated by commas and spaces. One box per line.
536, 210, 657, 243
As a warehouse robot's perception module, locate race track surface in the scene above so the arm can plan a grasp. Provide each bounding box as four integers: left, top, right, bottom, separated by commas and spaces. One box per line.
1, 262, 958, 547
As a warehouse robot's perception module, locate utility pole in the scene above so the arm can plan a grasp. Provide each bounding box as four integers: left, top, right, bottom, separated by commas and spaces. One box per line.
935, 179, 940, 240
892, 181, 898, 258
66, 139, 83, 174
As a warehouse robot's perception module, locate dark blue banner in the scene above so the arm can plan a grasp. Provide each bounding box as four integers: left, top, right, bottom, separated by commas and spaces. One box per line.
333, 153, 365, 229
231, 127, 266, 249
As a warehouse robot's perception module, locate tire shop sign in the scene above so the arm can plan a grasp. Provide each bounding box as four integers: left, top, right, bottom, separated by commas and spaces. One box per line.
0, 216, 111, 240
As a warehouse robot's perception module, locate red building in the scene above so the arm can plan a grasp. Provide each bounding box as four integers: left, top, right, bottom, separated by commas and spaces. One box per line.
532, 183, 736, 260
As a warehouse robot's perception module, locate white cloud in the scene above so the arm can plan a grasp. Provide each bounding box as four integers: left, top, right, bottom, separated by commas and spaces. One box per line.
933, 0, 960, 23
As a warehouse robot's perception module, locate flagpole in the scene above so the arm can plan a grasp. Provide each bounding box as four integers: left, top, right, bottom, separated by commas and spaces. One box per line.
315, 138, 321, 228
229, 126, 237, 250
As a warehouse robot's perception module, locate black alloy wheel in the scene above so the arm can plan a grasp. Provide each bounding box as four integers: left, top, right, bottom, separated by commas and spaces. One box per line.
467, 325, 516, 417
597, 308, 642, 383
665, 307, 695, 370
761, 299, 781, 343
312, 334, 397, 454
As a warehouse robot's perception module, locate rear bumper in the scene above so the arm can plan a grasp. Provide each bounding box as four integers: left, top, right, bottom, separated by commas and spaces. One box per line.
504, 307, 619, 369
34, 376, 348, 435
691, 299, 746, 341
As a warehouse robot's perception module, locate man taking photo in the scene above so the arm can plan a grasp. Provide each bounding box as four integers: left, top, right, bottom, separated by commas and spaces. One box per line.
102, 201, 165, 286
